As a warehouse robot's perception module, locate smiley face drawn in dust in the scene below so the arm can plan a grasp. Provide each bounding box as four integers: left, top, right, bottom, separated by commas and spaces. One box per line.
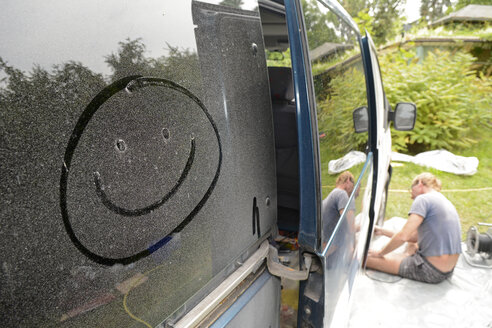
60, 76, 222, 266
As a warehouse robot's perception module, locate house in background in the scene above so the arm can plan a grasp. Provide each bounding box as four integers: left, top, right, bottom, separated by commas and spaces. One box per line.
384, 5, 492, 75
430, 4, 492, 27
309, 42, 353, 62
311, 5, 492, 77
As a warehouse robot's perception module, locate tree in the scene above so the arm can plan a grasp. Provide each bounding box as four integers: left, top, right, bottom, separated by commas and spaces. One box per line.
372, 0, 405, 44
353, 9, 375, 36
150, 43, 201, 92
340, 0, 370, 16
339, 0, 406, 44
301, 0, 407, 47
104, 38, 200, 91
105, 38, 151, 81
302, 0, 340, 50
0, 40, 204, 326
420, 0, 452, 23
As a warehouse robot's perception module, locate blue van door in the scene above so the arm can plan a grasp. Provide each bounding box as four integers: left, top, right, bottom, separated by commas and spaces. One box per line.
282, 0, 379, 326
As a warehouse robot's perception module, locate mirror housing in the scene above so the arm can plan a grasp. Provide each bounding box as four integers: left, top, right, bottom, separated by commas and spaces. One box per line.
390, 102, 417, 131
353, 106, 368, 133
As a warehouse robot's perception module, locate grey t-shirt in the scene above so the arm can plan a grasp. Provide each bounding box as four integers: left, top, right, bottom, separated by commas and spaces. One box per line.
409, 191, 462, 257
322, 188, 354, 242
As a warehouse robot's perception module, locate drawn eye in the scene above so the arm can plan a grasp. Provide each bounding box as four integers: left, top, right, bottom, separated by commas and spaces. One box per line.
115, 139, 127, 152
162, 128, 170, 141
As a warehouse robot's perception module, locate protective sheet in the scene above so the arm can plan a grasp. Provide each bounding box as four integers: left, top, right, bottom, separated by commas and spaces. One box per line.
391, 150, 479, 176
331, 149, 479, 176
349, 217, 492, 328
328, 151, 367, 174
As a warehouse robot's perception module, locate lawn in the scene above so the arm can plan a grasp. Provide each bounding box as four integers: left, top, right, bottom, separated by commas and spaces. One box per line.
385, 129, 492, 240
320, 129, 492, 241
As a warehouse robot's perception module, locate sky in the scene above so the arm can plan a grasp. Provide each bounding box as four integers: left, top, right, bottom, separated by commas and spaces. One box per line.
0, 0, 198, 75
1, 0, 424, 76
404, 0, 422, 23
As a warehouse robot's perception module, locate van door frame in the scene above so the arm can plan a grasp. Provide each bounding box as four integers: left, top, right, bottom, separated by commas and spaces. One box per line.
284, 0, 322, 253
283, 0, 385, 326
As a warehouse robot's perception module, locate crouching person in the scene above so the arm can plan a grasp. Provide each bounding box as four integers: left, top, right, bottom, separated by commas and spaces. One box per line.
366, 172, 462, 284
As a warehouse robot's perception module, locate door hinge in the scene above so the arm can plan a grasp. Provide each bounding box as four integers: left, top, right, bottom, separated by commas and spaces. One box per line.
266, 244, 313, 280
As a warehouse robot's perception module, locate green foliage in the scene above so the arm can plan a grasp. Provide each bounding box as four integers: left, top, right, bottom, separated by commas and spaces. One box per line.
343, 0, 405, 45
310, 48, 361, 76
266, 49, 292, 67
301, 0, 405, 47
442, 21, 492, 35
369, 0, 405, 45
353, 9, 375, 36
379, 48, 492, 153
420, 0, 451, 23
317, 66, 368, 154
404, 23, 492, 48
339, 0, 369, 16
455, 0, 492, 11
314, 47, 492, 155
301, 0, 340, 49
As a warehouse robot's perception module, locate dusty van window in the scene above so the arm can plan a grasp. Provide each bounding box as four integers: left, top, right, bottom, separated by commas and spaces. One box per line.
0, 1, 277, 326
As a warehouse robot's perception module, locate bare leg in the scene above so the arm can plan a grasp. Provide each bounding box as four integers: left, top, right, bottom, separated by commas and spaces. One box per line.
366, 253, 408, 275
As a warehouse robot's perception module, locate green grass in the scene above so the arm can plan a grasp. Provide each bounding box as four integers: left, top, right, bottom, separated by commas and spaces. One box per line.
386, 129, 492, 240
406, 24, 492, 41
319, 129, 492, 240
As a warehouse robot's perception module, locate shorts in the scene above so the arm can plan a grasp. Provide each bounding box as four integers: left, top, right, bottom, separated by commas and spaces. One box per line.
398, 251, 453, 284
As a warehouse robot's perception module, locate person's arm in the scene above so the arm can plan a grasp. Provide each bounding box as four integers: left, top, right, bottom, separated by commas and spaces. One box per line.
371, 214, 423, 257
374, 226, 395, 238
407, 229, 418, 243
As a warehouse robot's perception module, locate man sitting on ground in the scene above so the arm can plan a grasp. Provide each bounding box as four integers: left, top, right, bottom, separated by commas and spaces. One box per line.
366, 172, 462, 284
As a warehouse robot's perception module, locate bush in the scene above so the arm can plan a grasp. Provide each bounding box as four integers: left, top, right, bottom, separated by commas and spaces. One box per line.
380, 48, 492, 153
316, 48, 492, 154
317, 66, 368, 154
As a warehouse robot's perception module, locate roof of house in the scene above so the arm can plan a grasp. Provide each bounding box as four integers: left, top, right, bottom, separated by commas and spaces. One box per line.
431, 4, 492, 26
309, 42, 353, 62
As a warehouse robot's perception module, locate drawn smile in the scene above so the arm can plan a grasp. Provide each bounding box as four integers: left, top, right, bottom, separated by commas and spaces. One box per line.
93, 138, 195, 217
60, 76, 222, 266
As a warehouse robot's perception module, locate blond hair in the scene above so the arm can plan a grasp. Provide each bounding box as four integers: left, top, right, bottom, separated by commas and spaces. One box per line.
336, 171, 355, 186
412, 172, 442, 192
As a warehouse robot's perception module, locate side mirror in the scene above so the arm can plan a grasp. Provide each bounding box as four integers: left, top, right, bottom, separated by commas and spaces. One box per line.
390, 102, 416, 131
353, 106, 368, 133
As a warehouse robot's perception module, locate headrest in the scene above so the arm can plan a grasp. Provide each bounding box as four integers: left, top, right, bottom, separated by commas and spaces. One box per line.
268, 67, 294, 102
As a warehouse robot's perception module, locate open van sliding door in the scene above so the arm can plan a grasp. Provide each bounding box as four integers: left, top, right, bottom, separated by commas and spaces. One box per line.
283, 0, 377, 326
359, 32, 393, 264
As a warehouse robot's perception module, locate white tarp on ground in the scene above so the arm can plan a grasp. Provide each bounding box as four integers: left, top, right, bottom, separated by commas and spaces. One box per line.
328, 150, 479, 175
328, 151, 367, 174
392, 150, 479, 176
349, 217, 492, 328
